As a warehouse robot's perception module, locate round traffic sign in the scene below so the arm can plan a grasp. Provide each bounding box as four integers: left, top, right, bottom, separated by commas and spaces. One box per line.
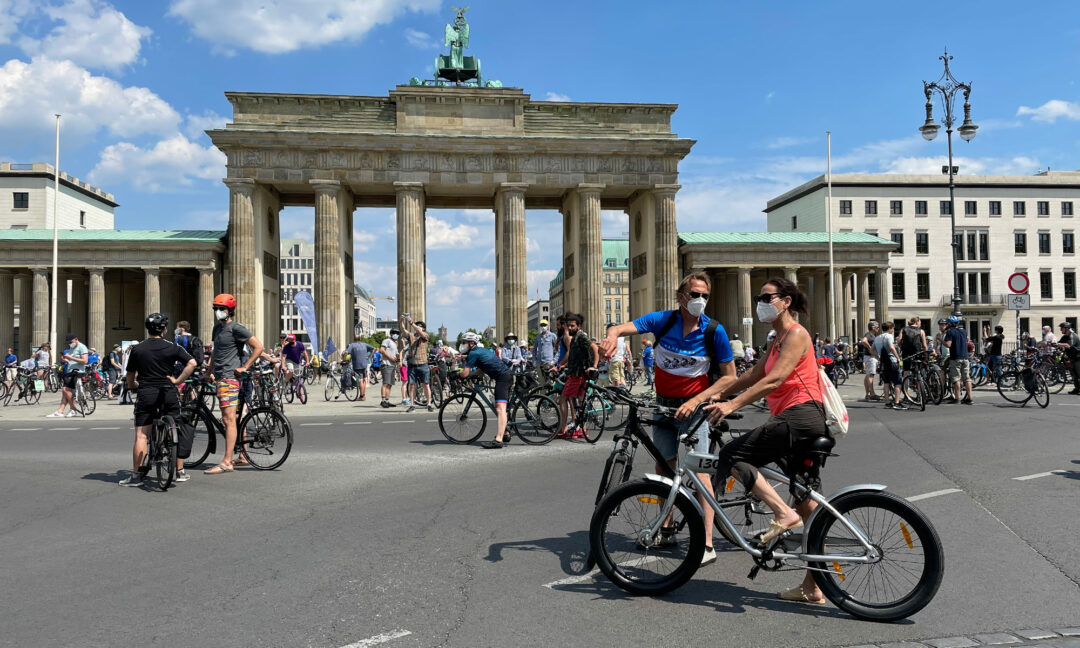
1008, 272, 1029, 294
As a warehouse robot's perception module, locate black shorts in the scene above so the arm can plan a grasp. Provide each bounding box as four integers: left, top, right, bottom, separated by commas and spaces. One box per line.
62, 373, 81, 390
716, 402, 828, 488
133, 385, 181, 427
492, 373, 514, 404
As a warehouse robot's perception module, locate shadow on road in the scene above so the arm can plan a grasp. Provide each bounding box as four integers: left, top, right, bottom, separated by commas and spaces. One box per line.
81, 471, 124, 483
409, 439, 462, 447
485, 530, 594, 576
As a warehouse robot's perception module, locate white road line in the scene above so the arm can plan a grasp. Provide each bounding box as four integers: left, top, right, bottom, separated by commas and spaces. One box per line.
10, 427, 41, 431
1013, 470, 1068, 481
91, 427, 121, 430
425, 419, 438, 422
50, 427, 78, 431
385, 420, 414, 424
301, 422, 332, 427
906, 488, 963, 502
344, 421, 371, 426
339, 629, 412, 648
543, 555, 665, 589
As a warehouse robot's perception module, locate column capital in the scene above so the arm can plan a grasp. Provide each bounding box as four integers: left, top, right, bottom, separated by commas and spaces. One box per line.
86, 266, 105, 275
855, 267, 870, 277
393, 181, 424, 193
574, 182, 605, 196
144, 267, 160, 276
198, 265, 215, 275
496, 182, 529, 196
30, 266, 49, 275
651, 183, 682, 196
310, 179, 342, 195
223, 177, 256, 195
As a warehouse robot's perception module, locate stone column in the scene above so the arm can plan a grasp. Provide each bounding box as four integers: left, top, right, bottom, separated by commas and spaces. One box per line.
653, 184, 680, 311
88, 267, 105, 353
576, 184, 604, 335
783, 266, 799, 322
17, 273, 32, 357
829, 266, 843, 341
842, 270, 856, 341
312, 179, 344, 352
0, 271, 13, 353
737, 266, 753, 347
144, 267, 160, 316
723, 269, 738, 331
225, 178, 257, 328
812, 270, 828, 338
31, 267, 49, 350
395, 182, 426, 323
856, 268, 871, 336
198, 265, 215, 340
874, 267, 890, 324
495, 183, 528, 339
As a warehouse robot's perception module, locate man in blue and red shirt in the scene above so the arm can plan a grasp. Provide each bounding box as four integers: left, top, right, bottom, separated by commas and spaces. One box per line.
599, 272, 736, 566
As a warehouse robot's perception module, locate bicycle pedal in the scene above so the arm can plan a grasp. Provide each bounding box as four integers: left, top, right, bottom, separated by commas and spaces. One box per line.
747, 565, 761, 580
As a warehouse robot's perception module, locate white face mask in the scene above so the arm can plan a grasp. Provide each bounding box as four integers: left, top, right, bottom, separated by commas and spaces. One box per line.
458, 343, 469, 353
756, 301, 780, 323
69, 341, 78, 349
214, 309, 228, 321
391, 334, 399, 340
685, 296, 707, 318
539, 326, 548, 332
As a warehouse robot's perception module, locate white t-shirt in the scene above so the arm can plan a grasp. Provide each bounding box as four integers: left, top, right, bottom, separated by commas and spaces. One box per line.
1043, 331, 1058, 344
874, 332, 898, 364
743, 347, 755, 362
380, 339, 399, 365
611, 337, 627, 362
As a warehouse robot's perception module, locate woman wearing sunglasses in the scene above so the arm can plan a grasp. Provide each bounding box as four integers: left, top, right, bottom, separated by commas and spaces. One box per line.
699, 276, 830, 605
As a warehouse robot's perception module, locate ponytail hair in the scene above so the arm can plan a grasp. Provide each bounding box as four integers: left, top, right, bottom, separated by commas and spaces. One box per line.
764, 276, 809, 315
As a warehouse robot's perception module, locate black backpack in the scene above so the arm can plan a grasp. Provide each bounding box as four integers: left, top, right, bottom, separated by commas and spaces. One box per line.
178, 334, 205, 370
899, 326, 923, 357
655, 310, 725, 382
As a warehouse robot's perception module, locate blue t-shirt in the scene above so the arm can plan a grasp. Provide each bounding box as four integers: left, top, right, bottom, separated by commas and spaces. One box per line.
5, 353, 17, 367
641, 346, 654, 367
466, 347, 510, 378
65, 343, 89, 374
632, 310, 733, 398
87, 352, 100, 366
944, 327, 969, 360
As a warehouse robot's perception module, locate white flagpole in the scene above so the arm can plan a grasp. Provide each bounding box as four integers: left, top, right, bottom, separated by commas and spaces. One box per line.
49, 114, 61, 356
827, 130, 836, 341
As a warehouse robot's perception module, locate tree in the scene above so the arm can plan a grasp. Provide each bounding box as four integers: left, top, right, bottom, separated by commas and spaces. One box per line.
527, 329, 538, 347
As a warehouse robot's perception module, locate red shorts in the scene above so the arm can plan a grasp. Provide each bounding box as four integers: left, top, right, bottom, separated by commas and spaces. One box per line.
563, 375, 586, 399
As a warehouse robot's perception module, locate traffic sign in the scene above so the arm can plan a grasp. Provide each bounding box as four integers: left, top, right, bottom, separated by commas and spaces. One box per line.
1006, 293, 1030, 310
1008, 272, 1029, 294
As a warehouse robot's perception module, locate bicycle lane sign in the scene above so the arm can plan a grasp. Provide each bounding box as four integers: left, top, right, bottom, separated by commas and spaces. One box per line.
1006, 293, 1030, 310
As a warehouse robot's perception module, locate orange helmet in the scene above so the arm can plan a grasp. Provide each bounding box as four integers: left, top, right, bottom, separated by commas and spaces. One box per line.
212, 293, 237, 309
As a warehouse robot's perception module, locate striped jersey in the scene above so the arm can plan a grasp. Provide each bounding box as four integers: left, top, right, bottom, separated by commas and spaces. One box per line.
632, 310, 733, 398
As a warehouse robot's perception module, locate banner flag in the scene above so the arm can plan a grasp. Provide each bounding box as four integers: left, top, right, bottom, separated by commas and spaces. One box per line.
294, 291, 318, 356
325, 337, 337, 358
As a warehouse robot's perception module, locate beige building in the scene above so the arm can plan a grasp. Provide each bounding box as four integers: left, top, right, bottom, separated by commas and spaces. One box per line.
1, 162, 115, 230
279, 238, 314, 338
353, 285, 377, 335
526, 299, 550, 332
549, 239, 631, 332
766, 171, 1080, 342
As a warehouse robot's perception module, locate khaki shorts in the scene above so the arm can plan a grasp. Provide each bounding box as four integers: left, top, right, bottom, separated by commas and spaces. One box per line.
863, 357, 878, 376
609, 360, 625, 384
948, 358, 970, 384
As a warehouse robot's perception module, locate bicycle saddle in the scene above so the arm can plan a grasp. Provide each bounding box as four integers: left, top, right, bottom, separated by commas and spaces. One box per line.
792, 435, 836, 454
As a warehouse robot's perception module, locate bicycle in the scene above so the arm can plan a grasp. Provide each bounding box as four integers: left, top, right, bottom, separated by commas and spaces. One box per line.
72, 373, 97, 416
589, 416, 945, 621
900, 350, 941, 411
438, 374, 559, 445
282, 364, 309, 405
536, 369, 611, 443
136, 388, 180, 490
180, 373, 294, 470
996, 355, 1050, 408
1, 368, 43, 406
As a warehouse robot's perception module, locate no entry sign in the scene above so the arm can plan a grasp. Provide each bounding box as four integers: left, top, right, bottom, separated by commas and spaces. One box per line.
1008, 272, 1029, 294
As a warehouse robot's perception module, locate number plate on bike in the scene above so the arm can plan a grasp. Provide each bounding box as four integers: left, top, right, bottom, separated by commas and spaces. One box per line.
33, 380, 45, 391
687, 451, 722, 474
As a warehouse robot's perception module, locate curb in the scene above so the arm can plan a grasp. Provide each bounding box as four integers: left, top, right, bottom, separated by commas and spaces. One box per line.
844, 628, 1080, 648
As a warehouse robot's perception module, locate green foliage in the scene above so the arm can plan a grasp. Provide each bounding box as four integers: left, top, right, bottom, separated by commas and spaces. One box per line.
527, 330, 538, 347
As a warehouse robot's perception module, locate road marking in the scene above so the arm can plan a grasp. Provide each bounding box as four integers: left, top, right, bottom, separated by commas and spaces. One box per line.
907, 488, 963, 502
339, 629, 412, 647
425, 419, 438, 422
50, 427, 78, 431
344, 421, 371, 426
301, 422, 332, 427
543, 555, 665, 589
10, 427, 41, 431
92, 427, 121, 430
385, 420, 414, 424
1013, 470, 1068, 481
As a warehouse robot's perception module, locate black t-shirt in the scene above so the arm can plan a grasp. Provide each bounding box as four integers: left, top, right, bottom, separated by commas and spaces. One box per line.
987, 333, 1004, 356
128, 338, 193, 387
900, 326, 925, 356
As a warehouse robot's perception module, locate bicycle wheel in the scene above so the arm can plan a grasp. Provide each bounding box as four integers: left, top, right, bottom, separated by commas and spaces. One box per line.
0, 382, 11, 406
238, 406, 293, 470
590, 480, 705, 596
834, 367, 848, 386
925, 369, 945, 405
200, 383, 217, 413
579, 393, 608, 444
79, 388, 97, 415
284, 382, 295, 403
430, 377, 443, 407
297, 383, 307, 405
714, 473, 787, 547
1030, 372, 1050, 408
594, 445, 634, 506
324, 376, 340, 401
602, 391, 630, 430
154, 416, 178, 490
532, 392, 561, 432
510, 395, 559, 445
438, 393, 486, 444
807, 490, 944, 621
25, 384, 42, 405
343, 376, 361, 402
901, 375, 922, 407
996, 371, 1030, 404
1040, 365, 1065, 394
47, 372, 60, 392
304, 366, 315, 385
182, 407, 216, 469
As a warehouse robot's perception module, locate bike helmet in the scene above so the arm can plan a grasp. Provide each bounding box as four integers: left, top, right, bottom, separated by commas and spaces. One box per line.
938, 318, 948, 325
287, 333, 296, 342
212, 293, 237, 309
462, 331, 481, 344
145, 312, 168, 335
505, 331, 517, 341
1060, 321, 1073, 329
946, 316, 960, 325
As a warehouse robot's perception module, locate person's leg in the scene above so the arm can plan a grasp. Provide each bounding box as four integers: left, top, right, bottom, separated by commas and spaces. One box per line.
132, 426, 149, 472
558, 393, 569, 433
495, 401, 508, 442
221, 405, 237, 465
1071, 359, 1080, 392
58, 385, 73, 413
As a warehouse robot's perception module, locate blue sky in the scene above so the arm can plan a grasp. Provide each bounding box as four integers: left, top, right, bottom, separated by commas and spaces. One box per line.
2, 0, 1079, 337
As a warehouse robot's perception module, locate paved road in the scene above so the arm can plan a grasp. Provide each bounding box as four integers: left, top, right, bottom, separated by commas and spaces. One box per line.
1, 384, 1078, 647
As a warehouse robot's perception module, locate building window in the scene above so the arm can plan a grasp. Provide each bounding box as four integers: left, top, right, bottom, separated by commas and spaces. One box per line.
892, 272, 905, 301
1063, 201, 1074, 217
1040, 271, 1053, 299
940, 200, 952, 215
890, 231, 904, 254
868, 273, 877, 300
12, 192, 28, 209
1015, 232, 1027, 254
79, 210, 86, 227
605, 299, 611, 310
979, 232, 989, 260
1020, 317, 1030, 335
840, 200, 852, 215
954, 232, 963, 259
615, 299, 621, 310
1013, 201, 1026, 216
791, 215, 798, 230
916, 231, 929, 255
967, 232, 977, 260
1064, 232, 1075, 254
865, 200, 877, 215
1066, 271, 1077, 299
890, 200, 903, 215
964, 200, 977, 215
605, 273, 610, 282
989, 201, 1002, 216
1042, 316, 1054, 330
1039, 231, 1051, 254
1038, 201, 1050, 216
915, 200, 928, 215
917, 272, 930, 300
605, 287, 611, 295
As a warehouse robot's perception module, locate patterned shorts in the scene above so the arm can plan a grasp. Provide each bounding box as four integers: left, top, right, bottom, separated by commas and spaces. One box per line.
216, 378, 241, 409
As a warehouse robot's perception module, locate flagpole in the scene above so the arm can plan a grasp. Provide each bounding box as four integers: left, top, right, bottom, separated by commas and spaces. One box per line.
49, 114, 61, 356
826, 130, 835, 341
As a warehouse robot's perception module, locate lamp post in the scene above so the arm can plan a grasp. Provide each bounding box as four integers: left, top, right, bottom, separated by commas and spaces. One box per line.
919, 50, 978, 318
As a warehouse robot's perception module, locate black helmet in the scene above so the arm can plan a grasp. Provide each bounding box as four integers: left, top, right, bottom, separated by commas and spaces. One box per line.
937, 318, 949, 325
145, 312, 168, 335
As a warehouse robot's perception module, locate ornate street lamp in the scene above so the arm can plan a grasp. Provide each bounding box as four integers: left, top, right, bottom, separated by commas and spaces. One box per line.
920, 50, 977, 317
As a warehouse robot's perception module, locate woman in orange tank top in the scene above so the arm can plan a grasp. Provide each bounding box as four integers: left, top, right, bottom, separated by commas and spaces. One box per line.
702, 276, 830, 605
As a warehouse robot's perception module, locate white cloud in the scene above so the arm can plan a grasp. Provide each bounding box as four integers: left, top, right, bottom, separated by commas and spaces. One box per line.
0, 0, 35, 46
184, 110, 228, 140
0, 57, 180, 145
526, 269, 557, 300
1017, 99, 1080, 123
882, 155, 1042, 176
425, 215, 480, 249
168, 0, 441, 54
764, 136, 816, 150
544, 92, 571, 102
439, 268, 493, 284
88, 134, 225, 192
433, 285, 462, 306
404, 27, 438, 49
19, 0, 151, 71
353, 229, 376, 252
765, 91, 776, 102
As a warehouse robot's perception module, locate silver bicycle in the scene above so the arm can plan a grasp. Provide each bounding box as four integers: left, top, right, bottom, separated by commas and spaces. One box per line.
589, 417, 944, 621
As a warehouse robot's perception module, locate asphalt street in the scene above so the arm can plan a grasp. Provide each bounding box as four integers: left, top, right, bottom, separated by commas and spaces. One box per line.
1, 383, 1079, 648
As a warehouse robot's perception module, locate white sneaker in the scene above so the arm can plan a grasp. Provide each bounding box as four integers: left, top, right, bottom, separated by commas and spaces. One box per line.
46, 411, 64, 418
118, 471, 143, 486
175, 470, 190, 483
65, 411, 76, 418
701, 546, 717, 566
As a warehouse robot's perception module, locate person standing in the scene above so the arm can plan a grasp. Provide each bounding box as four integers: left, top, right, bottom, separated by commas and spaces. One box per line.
4, 347, 17, 389
899, 317, 928, 375
48, 333, 88, 418
729, 334, 744, 360
533, 319, 557, 388
500, 332, 524, 369
605, 323, 629, 388
379, 329, 400, 408
104, 343, 122, 399
34, 342, 51, 381
345, 334, 373, 401
640, 338, 655, 388
557, 313, 599, 440
205, 293, 265, 474
1041, 325, 1058, 349
874, 322, 906, 410
860, 321, 881, 401
1056, 321, 1080, 394
983, 324, 1005, 383
279, 333, 309, 385
402, 317, 433, 412
456, 332, 513, 449
942, 316, 973, 404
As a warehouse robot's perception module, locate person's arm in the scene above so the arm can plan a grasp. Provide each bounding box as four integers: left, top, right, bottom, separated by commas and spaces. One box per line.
675, 360, 738, 419
127, 369, 139, 390
598, 322, 641, 359
236, 335, 264, 374
171, 359, 197, 385
705, 328, 811, 422
588, 342, 599, 371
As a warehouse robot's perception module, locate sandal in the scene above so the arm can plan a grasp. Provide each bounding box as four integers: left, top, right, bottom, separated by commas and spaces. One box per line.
760, 518, 803, 544
778, 585, 825, 605
204, 463, 234, 474
233, 455, 250, 466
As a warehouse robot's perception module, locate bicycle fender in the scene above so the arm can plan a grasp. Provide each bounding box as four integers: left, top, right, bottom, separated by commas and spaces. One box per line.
801, 483, 887, 553
642, 473, 705, 518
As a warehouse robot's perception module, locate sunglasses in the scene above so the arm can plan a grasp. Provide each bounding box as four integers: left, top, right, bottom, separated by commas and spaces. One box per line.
755, 292, 781, 304
683, 291, 710, 299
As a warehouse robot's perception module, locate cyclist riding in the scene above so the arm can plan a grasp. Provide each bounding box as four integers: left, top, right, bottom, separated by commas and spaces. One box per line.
120, 313, 198, 486
280, 333, 309, 385
457, 331, 513, 449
